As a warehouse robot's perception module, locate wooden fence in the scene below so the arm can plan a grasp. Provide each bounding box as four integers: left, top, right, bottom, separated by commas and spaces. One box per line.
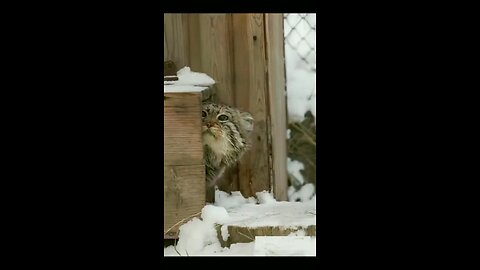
164, 13, 288, 200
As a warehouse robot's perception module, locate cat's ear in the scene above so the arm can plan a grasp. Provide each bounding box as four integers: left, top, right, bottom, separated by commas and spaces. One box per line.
239, 111, 254, 134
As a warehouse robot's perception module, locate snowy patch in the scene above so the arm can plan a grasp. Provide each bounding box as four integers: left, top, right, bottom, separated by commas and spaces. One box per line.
287, 158, 306, 186
285, 66, 316, 123
176, 66, 215, 86
284, 14, 316, 123
289, 183, 316, 202
221, 225, 229, 241
165, 217, 220, 256
214, 190, 256, 209
163, 66, 215, 93
165, 190, 316, 256
218, 190, 315, 229
201, 205, 229, 224
256, 191, 276, 205
254, 236, 316, 256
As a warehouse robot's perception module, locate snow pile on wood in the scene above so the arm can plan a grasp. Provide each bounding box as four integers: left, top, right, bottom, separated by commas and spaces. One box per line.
164, 66, 215, 93
164, 190, 316, 256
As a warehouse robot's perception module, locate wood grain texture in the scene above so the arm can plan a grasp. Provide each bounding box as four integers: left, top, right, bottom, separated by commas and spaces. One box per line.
164, 14, 189, 68
164, 97, 203, 166
163, 90, 206, 239
265, 14, 288, 201
164, 92, 201, 107
232, 14, 270, 198
164, 165, 205, 239
196, 14, 235, 105
216, 225, 316, 248
164, 30, 168, 61
189, 14, 239, 191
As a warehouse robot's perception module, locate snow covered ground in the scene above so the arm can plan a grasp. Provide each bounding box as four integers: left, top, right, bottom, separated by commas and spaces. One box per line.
164, 190, 316, 256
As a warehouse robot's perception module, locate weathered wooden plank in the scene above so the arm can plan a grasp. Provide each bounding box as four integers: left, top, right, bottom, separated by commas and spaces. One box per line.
164, 106, 201, 134
164, 92, 201, 107
190, 14, 238, 191
164, 165, 205, 239
164, 30, 168, 61
164, 102, 203, 166
232, 14, 270, 198
164, 141, 203, 166
265, 14, 288, 201
216, 225, 316, 248
186, 13, 201, 71
164, 14, 189, 69
195, 14, 235, 105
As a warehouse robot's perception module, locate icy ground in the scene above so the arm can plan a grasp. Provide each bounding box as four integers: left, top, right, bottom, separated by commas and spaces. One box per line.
164, 190, 316, 256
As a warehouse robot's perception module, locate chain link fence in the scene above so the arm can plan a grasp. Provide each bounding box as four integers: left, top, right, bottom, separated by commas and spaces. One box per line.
284, 14, 317, 201
284, 13, 316, 72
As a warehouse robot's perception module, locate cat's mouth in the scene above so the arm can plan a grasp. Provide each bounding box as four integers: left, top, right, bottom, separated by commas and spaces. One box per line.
203, 126, 223, 138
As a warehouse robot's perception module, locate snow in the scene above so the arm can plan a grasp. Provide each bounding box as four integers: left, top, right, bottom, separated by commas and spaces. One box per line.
256, 190, 276, 205
284, 14, 317, 202
254, 236, 316, 256
284, 14, 316, 124
214, 190, 256, 209
201, 205, 230, 224
164, 190, 316, 256
287, 157, 306, 186
288, 183, 316, 202
163, 66, 215, 93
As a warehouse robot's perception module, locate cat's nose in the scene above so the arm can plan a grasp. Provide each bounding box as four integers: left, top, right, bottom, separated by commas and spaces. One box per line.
206, 122, 214, 128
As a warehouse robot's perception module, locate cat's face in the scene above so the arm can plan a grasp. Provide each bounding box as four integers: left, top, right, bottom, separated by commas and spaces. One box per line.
201, 103, 235, 139
202, 102, 254, 168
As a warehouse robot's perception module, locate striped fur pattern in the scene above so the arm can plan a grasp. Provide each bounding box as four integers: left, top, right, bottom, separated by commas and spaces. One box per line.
202, 102, 254, 186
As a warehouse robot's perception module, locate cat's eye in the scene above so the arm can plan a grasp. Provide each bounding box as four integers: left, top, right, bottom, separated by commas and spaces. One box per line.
202, 111, 207, 118
217, 114, 228, 121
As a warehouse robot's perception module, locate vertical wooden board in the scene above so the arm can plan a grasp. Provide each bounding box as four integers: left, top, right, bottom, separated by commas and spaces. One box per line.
265, 14, 288, 201
194, 14, 239, 191
196, 14, 235, 105
164, 97, 203, 166
216, 164, 240, 193
164, 30, 168, 61
164, 92, 201, 107
164, 165, 205, 238
232, 14, 271, 198
186, 14, 201, 71
164, 14, 189, 68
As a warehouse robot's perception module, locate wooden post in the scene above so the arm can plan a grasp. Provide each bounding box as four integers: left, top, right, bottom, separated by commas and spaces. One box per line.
164, 91, 206, 238
188, 14, 240, 192
164, 14, 189, 68
265, 14, 288, 201
232, 14, 270, 198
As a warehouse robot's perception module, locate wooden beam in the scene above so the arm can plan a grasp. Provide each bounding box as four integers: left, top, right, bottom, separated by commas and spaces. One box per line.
232, 14, 270, 198
164, 14, 189, 68
192, 14, 239, 191
216, 225, 316, 248
265, 14, 288, 201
